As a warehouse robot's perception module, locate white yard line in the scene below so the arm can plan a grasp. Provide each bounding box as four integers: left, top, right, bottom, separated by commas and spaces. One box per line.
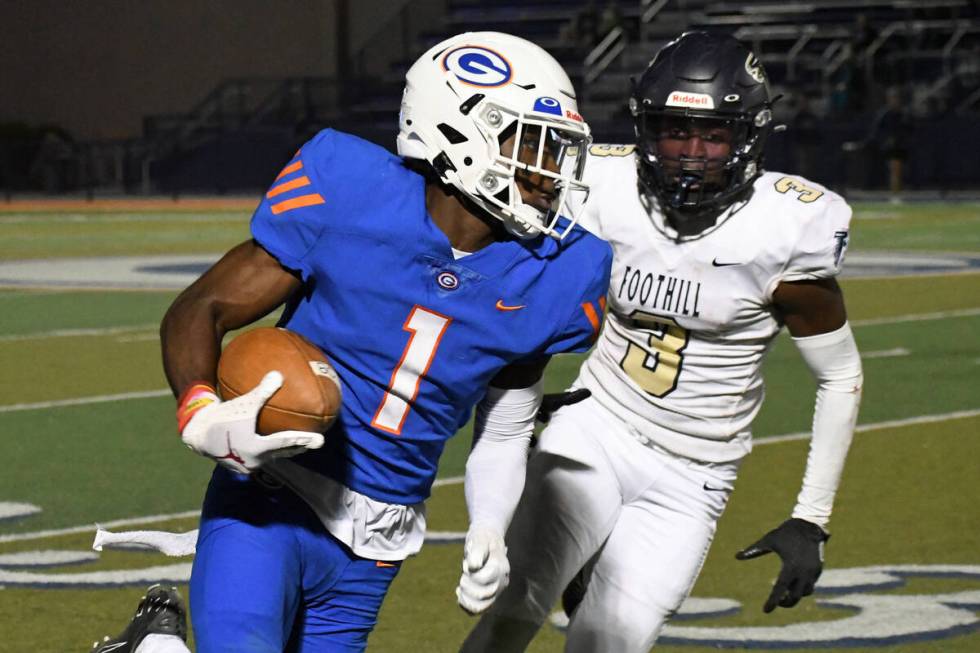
0, 390, 172, 413
2, 308, 977, 346
862, 347, 911, 359
0, 324, 157, 343
851, 307, 980, 327
753, 408, 980, 445
2, 409, 977, 546
0, 510, 200, 544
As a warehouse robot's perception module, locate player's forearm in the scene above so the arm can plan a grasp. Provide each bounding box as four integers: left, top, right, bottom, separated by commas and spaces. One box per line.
160, 240, 302, 398
160, 288, 225, 397
791, 323, 863, 528
464, 381, 542, 535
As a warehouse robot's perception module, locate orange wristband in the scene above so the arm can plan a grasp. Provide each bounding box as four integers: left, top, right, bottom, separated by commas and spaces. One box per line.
176, 382, 219, 433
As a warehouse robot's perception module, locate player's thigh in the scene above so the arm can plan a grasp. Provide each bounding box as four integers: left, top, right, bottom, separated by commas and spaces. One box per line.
567, 459, 734, 652
190, 469, 310, 653
504, 400, 624, 614
293, 549, 402, 653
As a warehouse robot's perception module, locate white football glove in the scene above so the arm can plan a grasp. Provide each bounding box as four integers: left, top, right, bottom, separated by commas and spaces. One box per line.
180, 371, 325, 474
456, 526, 510, 615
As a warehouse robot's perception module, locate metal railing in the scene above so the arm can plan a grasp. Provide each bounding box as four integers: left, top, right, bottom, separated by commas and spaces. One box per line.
584, 26, 628, 86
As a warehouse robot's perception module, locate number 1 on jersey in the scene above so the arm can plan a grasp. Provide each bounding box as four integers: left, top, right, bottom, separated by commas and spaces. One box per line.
371, 306, 452, 435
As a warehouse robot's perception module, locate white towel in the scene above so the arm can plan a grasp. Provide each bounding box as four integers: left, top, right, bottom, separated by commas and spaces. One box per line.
93, 525, 198, 557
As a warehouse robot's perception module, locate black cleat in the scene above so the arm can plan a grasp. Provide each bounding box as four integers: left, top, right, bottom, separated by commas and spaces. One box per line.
91, 584, 187, 652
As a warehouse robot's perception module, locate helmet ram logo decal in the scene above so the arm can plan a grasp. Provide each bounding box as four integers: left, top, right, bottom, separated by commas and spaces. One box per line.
744, 53, 766, 84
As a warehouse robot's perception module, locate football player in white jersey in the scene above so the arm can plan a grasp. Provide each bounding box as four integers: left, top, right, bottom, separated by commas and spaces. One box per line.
460, 31, 863, 653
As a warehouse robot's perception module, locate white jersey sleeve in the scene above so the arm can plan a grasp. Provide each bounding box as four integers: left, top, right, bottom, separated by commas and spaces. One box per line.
565, 144, 638, 240
775, 180, 853, 285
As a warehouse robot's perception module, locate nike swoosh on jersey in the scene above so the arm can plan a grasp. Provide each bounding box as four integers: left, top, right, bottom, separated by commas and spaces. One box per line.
711, 258, 742, 267
495, 300, 526, 311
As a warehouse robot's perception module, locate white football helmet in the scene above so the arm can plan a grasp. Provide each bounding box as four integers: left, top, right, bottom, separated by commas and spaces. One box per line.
397, 32, 591, 240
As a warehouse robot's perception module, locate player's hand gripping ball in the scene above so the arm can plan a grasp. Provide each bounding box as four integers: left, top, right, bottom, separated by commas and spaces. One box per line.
217, 327, 341, 434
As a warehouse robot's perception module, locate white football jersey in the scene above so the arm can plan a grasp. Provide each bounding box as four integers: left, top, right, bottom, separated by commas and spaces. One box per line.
568, 145, 853, 463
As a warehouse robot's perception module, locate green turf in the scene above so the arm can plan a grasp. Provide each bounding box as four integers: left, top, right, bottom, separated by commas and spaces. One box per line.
850, 202, 980, 252
0, 290, 176, 335
1, 201, 976, 261
1, 203, 978, 652
841, 272, 980, 320
0, 212, 251, 259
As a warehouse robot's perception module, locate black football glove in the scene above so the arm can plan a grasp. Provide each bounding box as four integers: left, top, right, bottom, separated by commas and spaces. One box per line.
536, 389, 591, 424
735, 518, 830, 613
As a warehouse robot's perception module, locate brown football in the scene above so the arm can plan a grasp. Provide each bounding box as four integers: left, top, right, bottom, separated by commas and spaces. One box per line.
217, 327, 341, 435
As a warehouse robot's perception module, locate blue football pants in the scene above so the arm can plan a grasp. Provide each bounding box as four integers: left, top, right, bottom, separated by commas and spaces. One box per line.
190, 467, 401, 653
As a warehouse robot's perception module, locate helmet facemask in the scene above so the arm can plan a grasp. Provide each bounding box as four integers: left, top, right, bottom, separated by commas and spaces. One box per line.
475, 104, 591, 239
397, 32, 592, 241
626, 31, 777, 236
634, 107, 768, 225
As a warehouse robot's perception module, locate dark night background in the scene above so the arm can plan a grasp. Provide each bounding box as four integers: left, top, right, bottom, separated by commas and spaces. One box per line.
1, 0, 978, 195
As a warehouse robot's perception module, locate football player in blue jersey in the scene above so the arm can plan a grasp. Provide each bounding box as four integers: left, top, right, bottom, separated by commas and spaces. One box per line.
91, 32, 611, 653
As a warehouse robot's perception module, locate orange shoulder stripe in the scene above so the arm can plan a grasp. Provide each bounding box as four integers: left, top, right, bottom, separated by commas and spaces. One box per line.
275, 160, 303, 181
270, 193, 325, 215
266, 175, 311, 199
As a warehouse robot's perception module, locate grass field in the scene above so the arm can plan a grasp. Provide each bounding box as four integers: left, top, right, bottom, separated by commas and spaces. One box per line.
0, 201, 978, 652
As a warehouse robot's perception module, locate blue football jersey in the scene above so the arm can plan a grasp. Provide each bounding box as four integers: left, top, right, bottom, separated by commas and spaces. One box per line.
251, 129, 611, 504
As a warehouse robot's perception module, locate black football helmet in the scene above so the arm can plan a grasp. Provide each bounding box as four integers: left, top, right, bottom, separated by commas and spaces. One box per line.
630, 32, 775, 224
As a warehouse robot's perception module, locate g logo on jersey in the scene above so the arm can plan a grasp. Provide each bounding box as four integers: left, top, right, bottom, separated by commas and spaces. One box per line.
437, 271, 460, 290
442, 46, 512, 87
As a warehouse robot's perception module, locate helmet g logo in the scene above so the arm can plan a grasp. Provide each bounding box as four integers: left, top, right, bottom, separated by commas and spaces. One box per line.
744, 53, 765, 84
442, 46, 513, 87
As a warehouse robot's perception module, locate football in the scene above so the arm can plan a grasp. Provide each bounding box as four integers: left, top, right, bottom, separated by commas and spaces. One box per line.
217, 327, 341, 435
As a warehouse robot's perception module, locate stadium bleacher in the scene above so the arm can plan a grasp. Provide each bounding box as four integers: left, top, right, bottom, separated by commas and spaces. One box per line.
4, 0, 978, 195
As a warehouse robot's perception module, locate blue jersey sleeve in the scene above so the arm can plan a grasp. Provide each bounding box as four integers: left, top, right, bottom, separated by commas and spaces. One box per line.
543, 234, 613, 355
250, 130, 342, 279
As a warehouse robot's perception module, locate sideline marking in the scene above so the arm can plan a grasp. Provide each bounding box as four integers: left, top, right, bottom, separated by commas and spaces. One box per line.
1, 410, 977, 546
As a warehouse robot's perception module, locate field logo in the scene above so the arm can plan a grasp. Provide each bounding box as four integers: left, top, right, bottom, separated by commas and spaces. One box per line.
442, 46, 512, 87
549, 564, 980, 648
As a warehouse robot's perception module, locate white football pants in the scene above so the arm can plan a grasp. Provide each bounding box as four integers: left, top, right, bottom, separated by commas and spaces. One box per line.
460, 396, 739, 653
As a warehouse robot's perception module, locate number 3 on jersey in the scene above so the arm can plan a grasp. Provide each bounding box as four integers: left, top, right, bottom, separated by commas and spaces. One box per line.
371, 306, 452, 434
620, 311, 689, 397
